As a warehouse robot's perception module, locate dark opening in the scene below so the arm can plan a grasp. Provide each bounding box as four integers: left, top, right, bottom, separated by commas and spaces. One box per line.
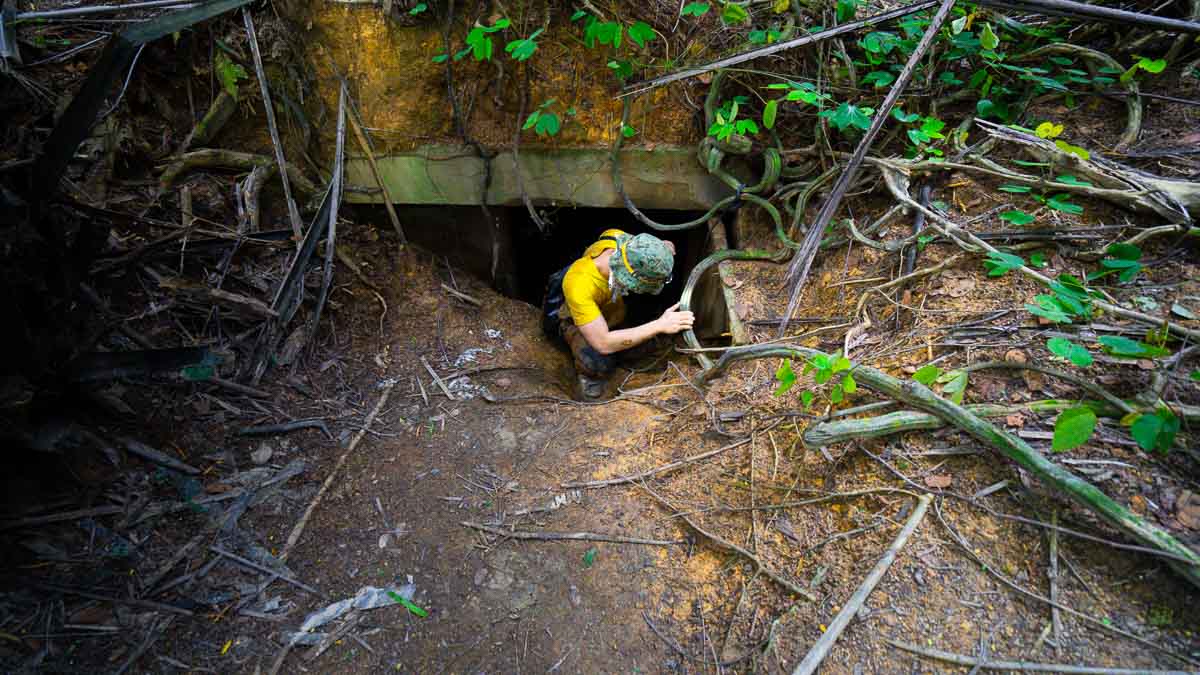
359, 204, 709, 326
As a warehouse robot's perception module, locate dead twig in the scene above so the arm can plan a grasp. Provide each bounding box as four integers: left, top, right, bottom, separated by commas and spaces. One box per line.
281, 378, 397, 560
791, 493, 933, 675
462, 522, 681, 546
210, 546, 323, 596
561, 433, 757, 489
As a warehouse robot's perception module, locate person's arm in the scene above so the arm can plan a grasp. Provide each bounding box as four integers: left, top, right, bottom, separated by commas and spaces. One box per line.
576, 302, 694, 355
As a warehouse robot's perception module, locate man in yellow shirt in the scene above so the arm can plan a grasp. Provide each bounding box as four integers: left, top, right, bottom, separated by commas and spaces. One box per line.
543, 229, 694, 400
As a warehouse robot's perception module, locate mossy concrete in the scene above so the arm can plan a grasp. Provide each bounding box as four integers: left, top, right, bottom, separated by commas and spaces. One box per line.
344, 145, 742, 210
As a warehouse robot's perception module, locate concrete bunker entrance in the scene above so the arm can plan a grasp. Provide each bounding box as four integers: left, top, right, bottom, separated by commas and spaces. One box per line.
353, 203, 733, 339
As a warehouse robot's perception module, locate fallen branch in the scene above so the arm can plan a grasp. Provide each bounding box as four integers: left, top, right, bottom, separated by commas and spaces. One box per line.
120, 437, 200, 475
792, 493, 933, 675
158, 276, 278, 320
280, 378, 396, 561
702, 345, 1200, 589
887, 639, 1191, 674
462, 522, 681, 546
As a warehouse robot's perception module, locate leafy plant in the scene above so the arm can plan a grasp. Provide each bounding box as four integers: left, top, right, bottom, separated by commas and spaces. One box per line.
681, 2, 711, 16
1087, 243, 1143, 283
505, 28, 543, 61
1000, 210, 1035, 226
583, 18, 622, 49
1120, 55, 1167, 84
409, 2, 428, 14
1047, 337, 1093, 367
1128, 407, 1179, 453
912, 363, 941, 385
775, 351, 856, 405
1097, 335, 1170, 359
627, 21, 656, 49
709, 99, 759, 141
214, 52, 247, 100
458, 17, 511, 61
820, 102, 872, 133
983, 250, 1024, 277
1052, 406, 1096, 452
721, 3, 750, 25
1027, 275, 1094, 323
765, 81, 831, 107
523, 99, 562, 137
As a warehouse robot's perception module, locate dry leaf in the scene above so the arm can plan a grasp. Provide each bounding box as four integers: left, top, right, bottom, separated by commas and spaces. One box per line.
1004, 349, 1027, 364
1005, 414, 1025, 427
925, 474, 953, 489
1178, 491, 1200, 530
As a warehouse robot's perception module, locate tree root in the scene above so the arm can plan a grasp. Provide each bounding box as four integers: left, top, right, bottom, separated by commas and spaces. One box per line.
700, 344, 1200, 590
803, 399, 1117, 446
159, 149, 319, 195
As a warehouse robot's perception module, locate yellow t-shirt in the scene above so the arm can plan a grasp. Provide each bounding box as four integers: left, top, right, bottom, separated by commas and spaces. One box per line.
562, 229, 627, 326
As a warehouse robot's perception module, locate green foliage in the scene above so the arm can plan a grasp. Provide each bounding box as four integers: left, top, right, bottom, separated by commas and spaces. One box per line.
214, 52, 247, 100
983, 251, 1024, 277
505, 27, 543, 61
912, 364, 941, 385
774, 359, 796, 396
862, 70, 896, 88
523, 99, 562, 137
1046, 337, 1093, 367
621, 124, 638, 138
721, 3, 750, 25
708, 99, 759, 140
998, 184, 1032, 194
627, 21, 656, 48
1027, 275, 1094, 324
749, 28, 783, 45
681, 2, 711, 16
820, 102, 872, 133
1052, 406, 1096, 452
1129, 407, 1179, 453
463, 17, 511, 61
762, 99, 778, 130
836, 0, 861, 22
938, 369, 968, 404
775, 351, 856, 405
409, 2, 428, 14
1097, 335, 1170, 359
583, 18, 622, 49
1087, 243, 1143, 283
583, 547, 598, 567
1120, 55, 1167, 83
1190, 370, 1200, 382
766, 81, 830, 106
1000, 210, 1034, 226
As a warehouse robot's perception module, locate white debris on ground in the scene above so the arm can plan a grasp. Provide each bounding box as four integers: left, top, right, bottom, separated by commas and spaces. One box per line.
453, 347, 493, 368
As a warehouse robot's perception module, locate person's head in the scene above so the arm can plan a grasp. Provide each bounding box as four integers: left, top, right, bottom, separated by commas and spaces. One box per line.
611, 233, 674, 297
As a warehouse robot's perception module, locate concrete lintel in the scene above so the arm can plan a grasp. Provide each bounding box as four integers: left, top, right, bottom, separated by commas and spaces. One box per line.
344, 144, 741, 211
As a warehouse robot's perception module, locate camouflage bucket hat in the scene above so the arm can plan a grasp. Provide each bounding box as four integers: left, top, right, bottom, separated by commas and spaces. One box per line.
611, 233, 674, 295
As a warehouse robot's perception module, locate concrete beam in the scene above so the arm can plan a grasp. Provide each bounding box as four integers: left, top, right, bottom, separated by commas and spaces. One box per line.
344, 145, 739, 211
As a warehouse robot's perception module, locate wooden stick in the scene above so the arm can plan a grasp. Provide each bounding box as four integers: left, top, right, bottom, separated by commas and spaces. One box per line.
280, 378, 396, 561
887, 638, 1192, 673
792, 493, 932, 675
348, 101, 406, 246
441, 283, 482, 307
120, 437, 200, 475
462, 522, 681, 546
243, 7, 303, 245
1049, 509, 1063, 650
210, 546, 323, 596
421, 356, 456, 401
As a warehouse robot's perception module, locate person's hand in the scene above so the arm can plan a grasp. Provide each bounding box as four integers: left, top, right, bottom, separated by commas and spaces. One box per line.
656, 303, 695, 334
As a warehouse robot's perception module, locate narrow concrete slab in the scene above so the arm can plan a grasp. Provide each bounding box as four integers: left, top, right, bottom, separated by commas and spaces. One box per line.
344, 145, 740, 210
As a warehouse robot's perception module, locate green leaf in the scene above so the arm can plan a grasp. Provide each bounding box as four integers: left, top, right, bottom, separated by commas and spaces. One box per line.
721, 3, 750, 25
980, 23, 999, 50
941, 370, 968, 404
862, 70, 896, 88
998, 184, 1032, 193
1035, 121, 1063, 139
762, 99, 778, 130
1046, 337, 1072, 358
1052, 406, 1096, 452
892, 108, 920, 123
621, 124, 637, 138
214, 52, 247, 100
1000, 210, 1035, 226
1030, 252, 1047, 268
1136, 56, 1167, 73
842, 373, 857, 394
505, 31, 541, 61
774, 359, 797, 396
913, 364, 941, 385
583, 547, 598, 567
950, 15, 968, 34
831, 354, 851, 373
628, 21, 655, 48
1130, 408, 1179, 453
386, 591, 429, 617
983, 250, 1025, 277
800, 390, 815, 408
1098, 335, 1170, 359
1026, 295, 1072, 323
522, 111, 540, 130
571, 9, 588, 21
533, 112, 561, 136
836, 0, 860, 22
432, 53, 449, 63
409, 2, 428, 14
1053, 139, 1090, 161
181, 364, 214, 381
1106, 243, 1142, 261
681, 2, 711, 16
829, 383, 845, 404
1047, 337, 1092, 367
1190, 370, 1200, 382
820, 102, 872, 133
1055, 174, 1091, 187
1046, 193, 1083, 215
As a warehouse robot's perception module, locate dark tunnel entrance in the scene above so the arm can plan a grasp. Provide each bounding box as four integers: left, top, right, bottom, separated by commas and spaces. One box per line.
356, 204, 720, 332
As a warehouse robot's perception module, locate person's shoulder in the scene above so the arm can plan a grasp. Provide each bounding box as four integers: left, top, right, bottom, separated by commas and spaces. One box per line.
562, 257, 592, 287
